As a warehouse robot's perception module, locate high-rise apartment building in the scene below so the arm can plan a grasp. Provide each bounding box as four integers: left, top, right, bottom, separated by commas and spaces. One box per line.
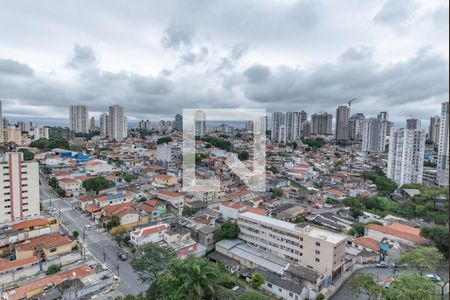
32, 125, 49, 140
302, 121, 311, 137
428, 116, 441, 144
194, 110, 206, 137
311, 113, 332, 135
406, 118, 421, 130
361, 118, 384, 152
174, 114, 183, 131
271, 112, 285, 142
387, 128, 425, 186
335, 105, 350, 141
89, 117, 96, 132
237, 212, 347, 280
348, 113, 365, 141
69, 105, 89, 133
139, 120, 151, 131
0, 100, 2, 131
298, 110, 308, 137
19, 122, 32, 133
1, 127, 22, 145
108, 105, 127, 140
99, 113, 109, 137
0, 152, 40, 224
437, 102, 449, 187
285, 112, 299, 141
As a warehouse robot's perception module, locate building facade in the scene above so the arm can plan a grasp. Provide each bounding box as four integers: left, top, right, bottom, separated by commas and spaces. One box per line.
387, 128, 425, 186
0, 152, 40, 224
311, 113, 332, 136
335, 106, 350, 141
237, 212, 346, 280
437, 102, 449, 186
108, 105, 127, 140
69, 105, 89, 134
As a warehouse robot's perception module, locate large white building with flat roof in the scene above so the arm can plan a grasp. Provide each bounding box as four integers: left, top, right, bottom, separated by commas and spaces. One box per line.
237, 212, 347, 280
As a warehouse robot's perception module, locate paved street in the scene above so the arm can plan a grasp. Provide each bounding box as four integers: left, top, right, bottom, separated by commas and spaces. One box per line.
40, 179, 148, 296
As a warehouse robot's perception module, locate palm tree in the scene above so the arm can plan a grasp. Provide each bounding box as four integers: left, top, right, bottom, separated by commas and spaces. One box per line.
179, 256, 219, 299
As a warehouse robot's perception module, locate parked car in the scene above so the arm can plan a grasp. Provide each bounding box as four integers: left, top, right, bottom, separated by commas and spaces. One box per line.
118, 252, 128, 261
84, 224, 92, 230
376, 262, 388, 268
425, 274, 441, 282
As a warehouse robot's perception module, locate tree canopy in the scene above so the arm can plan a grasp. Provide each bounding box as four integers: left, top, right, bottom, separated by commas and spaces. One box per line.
29, 136, 70, 150
420, 225, 449, 258
238, 151, 250, 161
82, 176, 112, 194
18, 149, 34, 160
250, 272, 265, 289
399, 246, 444, 273
157, 137, 172, 144
214, 220, 240, 242
131, 243, 177, 284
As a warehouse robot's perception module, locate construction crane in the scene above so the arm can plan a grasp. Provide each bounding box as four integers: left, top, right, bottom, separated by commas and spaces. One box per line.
347, 98, 357, 109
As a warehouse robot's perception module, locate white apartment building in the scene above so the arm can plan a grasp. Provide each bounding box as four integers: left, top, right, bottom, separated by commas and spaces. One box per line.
108, 105, 127, 140
387, 128, 425, 186
361, 118, 384, 152
0, 152, 40, 224
237, 212, 347, 280
271, 112, 285, 142
69, 105, 89, 133
99, 113, 109, 137
130, 224, 168, 247
156, 143, 172, 163
32, 125, 49, 140
437, 102, 449, 186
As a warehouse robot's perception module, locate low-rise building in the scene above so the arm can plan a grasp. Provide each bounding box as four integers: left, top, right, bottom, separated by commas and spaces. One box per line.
130, 224, 168, 247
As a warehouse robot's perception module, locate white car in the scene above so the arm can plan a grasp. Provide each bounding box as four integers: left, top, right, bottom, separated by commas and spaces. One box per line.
84, 224, 92, 230
425, 274, 441, 282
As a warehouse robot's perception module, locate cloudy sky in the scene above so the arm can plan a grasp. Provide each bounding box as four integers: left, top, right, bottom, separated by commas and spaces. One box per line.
0, 0, 448, 127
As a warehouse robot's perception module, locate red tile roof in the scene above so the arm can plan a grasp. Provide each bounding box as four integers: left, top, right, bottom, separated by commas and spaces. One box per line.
4, 265, 93, 300
158, 190, 182, 198
12, 218, 49, 231
16, 233, 72, 252
367, 224, 427, 244
352, 237, 380, 252
138, 224, 168, 237
0, 256, 39, 272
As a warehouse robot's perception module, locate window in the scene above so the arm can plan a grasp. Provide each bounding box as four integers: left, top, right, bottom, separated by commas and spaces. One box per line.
315, 250, 320, 254
315, 242, 320, 246
268, 283, 272, 288
315, 258, 320, 262
49, 247, 57, 253
289, 292, 293, 297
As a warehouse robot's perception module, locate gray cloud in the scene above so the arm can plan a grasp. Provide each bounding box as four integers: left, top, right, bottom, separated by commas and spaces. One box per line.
161, 23, 195, 50
0, 58, 34, 76
66, 45, 98, 70
241, 47, 448, 113
373, 0, 417, 28
243, 64, 271, 83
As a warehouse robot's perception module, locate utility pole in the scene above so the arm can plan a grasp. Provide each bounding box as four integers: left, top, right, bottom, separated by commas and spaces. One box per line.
116, 252, 120, 276
103, 245, 106, 263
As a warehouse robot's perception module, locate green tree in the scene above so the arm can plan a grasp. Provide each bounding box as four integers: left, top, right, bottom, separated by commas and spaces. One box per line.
106, 216, 121, 231
238, 151, 250, 161
82, 176, 112, 194
151, 255, 222, 300
271, 187, 283, 198
47, 264, 61, 275
250, 272, 265, 289
122, 173, 135, 183
19, 149, 34, 160
348, 273, 383, 300
130, 243, 176, 284
236, 291, 268, 300
350, 223, 365, 236
182, 206, 196, 217
157, 137, 172, 144
72, 230, 79, 239
214, 220, 240, 242
384, 274, 435, 300
421, 226, 449, 258
371, 174, 397, 196
315, 293, 325, 300
399, 246, 444, 273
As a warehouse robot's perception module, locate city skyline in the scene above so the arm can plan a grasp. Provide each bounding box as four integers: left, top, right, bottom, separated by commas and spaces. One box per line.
0, 0, 448, 126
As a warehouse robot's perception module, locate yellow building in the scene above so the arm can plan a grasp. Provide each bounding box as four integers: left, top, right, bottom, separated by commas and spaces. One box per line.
15, 233, 74, 260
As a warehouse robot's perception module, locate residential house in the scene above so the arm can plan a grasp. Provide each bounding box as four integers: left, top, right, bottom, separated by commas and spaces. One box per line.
129, 224, 168, 247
